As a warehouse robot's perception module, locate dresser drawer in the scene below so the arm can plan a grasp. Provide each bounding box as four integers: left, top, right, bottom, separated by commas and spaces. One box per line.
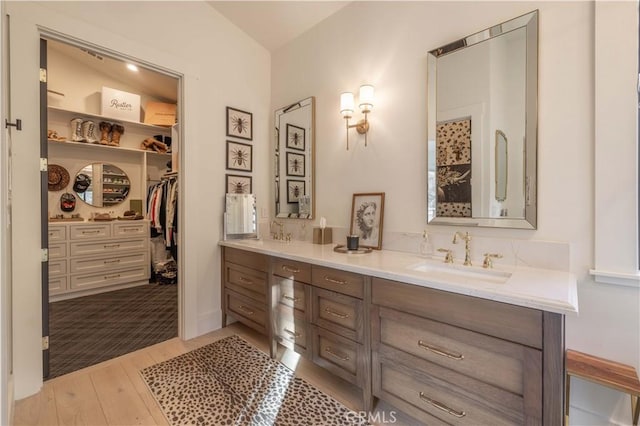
113, 222, 147, 237
226, 289, 267, 334
272, 258, 311, 283
47, 226, 66, 242
48, 243, 67, 259
70, 265, 149, 290
375, 306, 540, 396
70, 252, 148, 275
69, 223, 111, 240
276, 307, 309, 356
312, 326, 362, 386
48, 259, 67, 276
312, 265, 364, 299
225, 262, 267, 303
374, 358, 523, 426
312, 287, 363, 343
70, 238, 147, 257
48, 275, 68, 295
274, 275, 307, 315
372, 277, 543, 348
224, 247, 269, 272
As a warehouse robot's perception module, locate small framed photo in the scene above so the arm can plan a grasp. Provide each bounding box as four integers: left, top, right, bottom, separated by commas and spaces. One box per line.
226, 106, 253, 140
286, 152, 305, 177
350, 192, 385, 250
286, 179, 305, 204
286, 124, 305, 151
226, 140, 252, 172
225, 174, 252, 194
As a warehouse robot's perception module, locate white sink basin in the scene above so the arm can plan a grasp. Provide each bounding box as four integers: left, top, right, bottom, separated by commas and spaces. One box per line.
408, 260, 512, 285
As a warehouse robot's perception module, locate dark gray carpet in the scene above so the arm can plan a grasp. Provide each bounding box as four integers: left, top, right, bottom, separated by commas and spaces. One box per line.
48, 283, 177, 379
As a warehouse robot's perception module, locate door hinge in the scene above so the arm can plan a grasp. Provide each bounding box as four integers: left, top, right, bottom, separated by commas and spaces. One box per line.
41, 248, 48, 262
40, 68, 47, 83
40, 158, 48, 172
42, 336, 49, 350
5, 118, 22, 131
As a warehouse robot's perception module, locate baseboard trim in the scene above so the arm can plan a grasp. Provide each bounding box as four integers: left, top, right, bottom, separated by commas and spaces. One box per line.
197, 308, 222, 336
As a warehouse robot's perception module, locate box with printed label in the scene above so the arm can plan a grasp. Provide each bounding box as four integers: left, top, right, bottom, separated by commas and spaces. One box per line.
101, 86, 141, 122
144, 101, 177, 126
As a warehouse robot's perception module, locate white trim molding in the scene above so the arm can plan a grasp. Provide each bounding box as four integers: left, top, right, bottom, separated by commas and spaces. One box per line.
590, 269, 640, 288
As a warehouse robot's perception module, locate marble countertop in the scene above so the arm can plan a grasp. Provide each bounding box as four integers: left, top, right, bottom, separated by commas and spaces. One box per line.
219, 239, 579, 316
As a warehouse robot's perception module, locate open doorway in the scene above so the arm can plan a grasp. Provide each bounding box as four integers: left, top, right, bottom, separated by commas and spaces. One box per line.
42, 37, 182, 379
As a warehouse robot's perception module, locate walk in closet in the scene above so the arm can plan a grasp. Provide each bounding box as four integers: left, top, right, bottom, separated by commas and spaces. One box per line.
44, 38, 181, 378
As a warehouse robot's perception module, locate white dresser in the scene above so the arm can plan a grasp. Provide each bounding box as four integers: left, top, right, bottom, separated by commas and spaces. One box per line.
48, 221, 150, 301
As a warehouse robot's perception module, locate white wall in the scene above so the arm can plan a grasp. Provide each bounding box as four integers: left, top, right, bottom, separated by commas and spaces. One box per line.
272, 2, 639, 424
6, 0, 270, 399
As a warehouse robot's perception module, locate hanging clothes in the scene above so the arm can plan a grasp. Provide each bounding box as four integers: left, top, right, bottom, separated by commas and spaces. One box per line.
146, 174, 178, 251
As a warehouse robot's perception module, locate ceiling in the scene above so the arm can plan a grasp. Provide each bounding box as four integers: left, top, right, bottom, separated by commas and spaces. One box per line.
207, 1, 351, 52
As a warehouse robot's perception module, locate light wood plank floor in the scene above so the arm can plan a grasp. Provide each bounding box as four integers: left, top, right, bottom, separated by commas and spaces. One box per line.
13, 323, 414, 426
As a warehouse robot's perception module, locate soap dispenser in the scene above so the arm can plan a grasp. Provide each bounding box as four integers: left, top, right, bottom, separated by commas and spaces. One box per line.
419, 230, 433, 257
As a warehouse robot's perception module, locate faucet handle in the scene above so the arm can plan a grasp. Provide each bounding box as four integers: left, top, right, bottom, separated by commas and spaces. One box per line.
437, 248, 454, 264
482, 253, 503, 269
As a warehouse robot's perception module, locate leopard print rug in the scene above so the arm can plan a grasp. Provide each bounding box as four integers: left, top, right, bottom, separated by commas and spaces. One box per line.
140, 335, 368, 425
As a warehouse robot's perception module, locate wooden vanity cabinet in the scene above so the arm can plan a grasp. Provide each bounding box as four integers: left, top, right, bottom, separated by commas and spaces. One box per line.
371, 277, 564, 425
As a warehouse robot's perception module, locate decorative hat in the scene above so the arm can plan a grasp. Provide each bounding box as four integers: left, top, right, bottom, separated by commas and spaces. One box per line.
73, 173, 92, 193
48, 164, 70, 191
60, 193, 76, 212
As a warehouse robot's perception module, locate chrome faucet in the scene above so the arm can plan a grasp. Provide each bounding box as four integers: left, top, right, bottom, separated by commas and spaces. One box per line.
453, 231, 472, 266
271, 220, 284, 240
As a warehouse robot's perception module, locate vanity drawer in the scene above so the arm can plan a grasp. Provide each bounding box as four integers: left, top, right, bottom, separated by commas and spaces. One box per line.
371, 277, 543, 348
276, 308, 309, 356
224, 247, 269, 273
70, 265, 149, 290
48, 259, 67, 276
274, 275, 308, 314
113, 222, 147, 237
226, 289, 267, 334
374, 355, 524, 426
272, 258, 311, 283
47, 226, 66, 241
69, 238, 147, 257
48, 275, 68, 295
312, 287, 363, 343
69, 223, 111, 240
48, 243, 67, 259
70, 252, 148, 275
375, 306, 540, 396
312, 326, 362, 386
225, 262, 267, 303
312, 265, 364, 299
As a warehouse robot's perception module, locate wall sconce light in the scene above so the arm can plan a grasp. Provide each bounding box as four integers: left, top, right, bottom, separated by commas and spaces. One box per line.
340, 84, 374, 150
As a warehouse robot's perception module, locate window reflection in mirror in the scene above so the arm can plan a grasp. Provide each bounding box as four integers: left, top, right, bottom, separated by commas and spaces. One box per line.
74, 163, 130, 208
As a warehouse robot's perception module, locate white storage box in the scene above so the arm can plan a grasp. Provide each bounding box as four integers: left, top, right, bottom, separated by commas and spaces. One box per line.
101, 86, 141, 122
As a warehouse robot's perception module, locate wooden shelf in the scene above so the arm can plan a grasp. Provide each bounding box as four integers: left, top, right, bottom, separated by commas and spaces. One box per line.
48, 106, 172, 133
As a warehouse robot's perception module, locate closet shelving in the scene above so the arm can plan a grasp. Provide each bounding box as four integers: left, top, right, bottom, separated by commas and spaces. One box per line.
47, 138, 171, 157
48, 105, 172, 133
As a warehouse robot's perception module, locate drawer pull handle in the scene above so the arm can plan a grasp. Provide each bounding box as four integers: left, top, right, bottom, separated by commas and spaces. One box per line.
324, 276, 347, 285
419, 392, 466, 418
282, 294, 301, 302
324, 307, 349, 319
324, 346, 349, 361
282, 265, 300, 273
239, 277, 254, 285
103, 244, 120, 249
418, 340, 464, 360
123, 229, 137, 232
104, 259, 121, 264
238, 305, 254, 315
82, 230, 101, 235
104, 274, 121, 280
284, 328, 301, 338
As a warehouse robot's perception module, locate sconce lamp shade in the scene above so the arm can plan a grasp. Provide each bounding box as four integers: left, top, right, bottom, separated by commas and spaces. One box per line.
340, 92, 354, 117
359, 84, 374, 113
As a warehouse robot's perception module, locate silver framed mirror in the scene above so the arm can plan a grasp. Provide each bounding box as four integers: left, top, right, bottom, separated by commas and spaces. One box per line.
224, 193, 258, 240
427, 10, 537, 229
274, 96, 315, 219
74, 163, 130, 207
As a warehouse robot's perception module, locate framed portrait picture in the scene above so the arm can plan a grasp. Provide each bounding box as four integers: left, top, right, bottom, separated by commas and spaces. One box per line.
350, 192, 385, 250
286, 152, 305, 177
226, 140, 253, 172
286, 124, 305, 151
225, 174, 252, 194
286, 179, 305, 204
226, 106, 253, 140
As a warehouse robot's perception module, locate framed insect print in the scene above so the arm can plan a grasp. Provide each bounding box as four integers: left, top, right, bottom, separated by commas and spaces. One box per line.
286, 124, 305, 151
286, 152, 305, 177
286, 179, 305, 204
226, 140, 253, 172
225, 174, 252, 194
226, 106, 253, 140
